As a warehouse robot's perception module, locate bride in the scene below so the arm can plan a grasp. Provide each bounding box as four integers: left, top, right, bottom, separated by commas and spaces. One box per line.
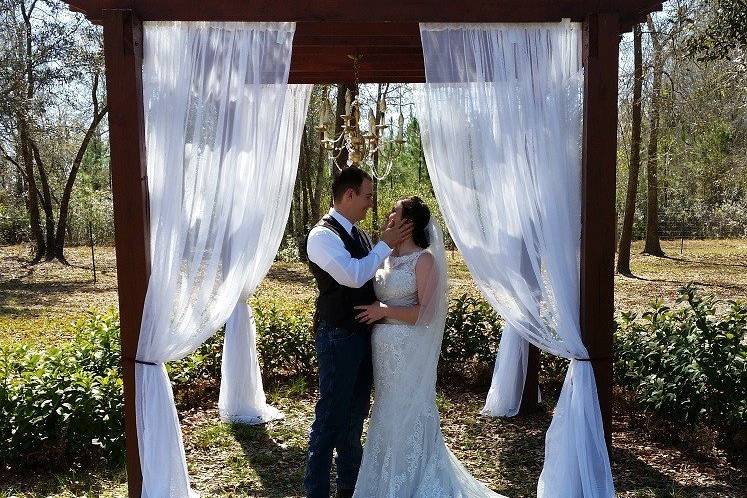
352, 196, 505, 498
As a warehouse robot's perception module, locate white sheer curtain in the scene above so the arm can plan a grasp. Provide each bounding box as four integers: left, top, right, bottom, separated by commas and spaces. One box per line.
483, 239, 542, 417
137, 21, 298, 497
219, 84, 311, 424
482, 326, 534, 416
418, 22, 615, 498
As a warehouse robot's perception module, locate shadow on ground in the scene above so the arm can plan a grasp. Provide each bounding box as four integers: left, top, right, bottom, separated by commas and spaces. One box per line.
230, 422, 308, 498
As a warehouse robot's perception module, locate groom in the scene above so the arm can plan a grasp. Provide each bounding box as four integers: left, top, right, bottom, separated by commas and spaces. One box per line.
304, 167, 412, 498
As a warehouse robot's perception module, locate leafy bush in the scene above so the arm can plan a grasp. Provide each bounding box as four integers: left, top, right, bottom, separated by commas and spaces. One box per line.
14, 286, 744, 470
254, 304, 316, 380
167, 302, 317, 387
0, 196, 29, 245
441, 294, 502, 368
615, 284, 747, 437
0, 310, 124, 468
167, 331, 224, 387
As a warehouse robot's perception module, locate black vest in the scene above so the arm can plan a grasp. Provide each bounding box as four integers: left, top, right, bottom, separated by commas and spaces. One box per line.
306, 215, 377, 332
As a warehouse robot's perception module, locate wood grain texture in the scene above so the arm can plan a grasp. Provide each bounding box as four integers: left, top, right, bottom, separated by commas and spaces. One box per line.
580, 12, 620, 450
66, 0, 662, 27
101, 9, 149, 497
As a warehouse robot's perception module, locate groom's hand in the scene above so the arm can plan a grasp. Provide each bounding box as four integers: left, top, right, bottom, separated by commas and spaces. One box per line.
355, 302, 388, 324
381, 219, 413, 248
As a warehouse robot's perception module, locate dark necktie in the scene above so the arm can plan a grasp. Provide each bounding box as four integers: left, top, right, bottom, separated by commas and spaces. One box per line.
351, 226, 369, 251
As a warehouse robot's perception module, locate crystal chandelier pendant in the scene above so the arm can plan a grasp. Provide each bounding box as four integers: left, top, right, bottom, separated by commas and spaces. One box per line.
315, 57, 406, 179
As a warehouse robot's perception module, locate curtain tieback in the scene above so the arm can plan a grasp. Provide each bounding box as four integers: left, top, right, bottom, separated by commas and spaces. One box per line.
121, 357, 159, 366
574, 356, 612, 362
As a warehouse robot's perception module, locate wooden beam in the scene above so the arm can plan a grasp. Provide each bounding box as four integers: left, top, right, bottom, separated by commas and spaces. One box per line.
620, 2, 663, 32
290, 22, 425, 82
67, 2, 663, 84
294, 22, 421, 45
289, 72, 425, 84
518, 344, 540, 414
580, 12, 619, 450
290, 48, 425, 83
102, 9, 149, 497
65, 0, 663, 24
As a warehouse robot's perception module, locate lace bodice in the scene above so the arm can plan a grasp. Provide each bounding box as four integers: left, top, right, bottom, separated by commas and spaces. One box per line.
374, 249, 425, 308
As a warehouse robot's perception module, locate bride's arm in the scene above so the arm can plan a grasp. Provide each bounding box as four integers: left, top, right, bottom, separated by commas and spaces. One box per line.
355, 253, 435, 325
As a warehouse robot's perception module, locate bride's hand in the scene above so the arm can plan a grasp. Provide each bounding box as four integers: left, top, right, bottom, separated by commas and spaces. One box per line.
354, 302, 387, 324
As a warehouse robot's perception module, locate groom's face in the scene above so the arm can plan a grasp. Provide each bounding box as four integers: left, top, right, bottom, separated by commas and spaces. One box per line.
348, 178, 374, 222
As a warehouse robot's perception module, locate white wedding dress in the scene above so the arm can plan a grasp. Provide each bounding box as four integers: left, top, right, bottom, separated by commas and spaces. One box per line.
353, 237, 506, 498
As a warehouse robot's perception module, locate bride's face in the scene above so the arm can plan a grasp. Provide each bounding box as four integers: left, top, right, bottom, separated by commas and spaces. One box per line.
389, 201, 404, 226
389, 201, 413, 247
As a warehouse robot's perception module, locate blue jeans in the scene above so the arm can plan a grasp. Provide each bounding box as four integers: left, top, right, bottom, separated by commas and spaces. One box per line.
304, 319, 373, 498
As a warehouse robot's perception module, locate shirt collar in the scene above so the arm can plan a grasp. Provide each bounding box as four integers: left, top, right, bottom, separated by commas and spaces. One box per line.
329, 208, 355, 235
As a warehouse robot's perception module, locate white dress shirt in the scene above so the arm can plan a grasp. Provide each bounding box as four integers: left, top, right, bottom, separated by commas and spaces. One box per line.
306, 208, 392, 289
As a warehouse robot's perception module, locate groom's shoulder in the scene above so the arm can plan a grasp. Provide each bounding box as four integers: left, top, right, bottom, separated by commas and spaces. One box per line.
307, 215, 340, 240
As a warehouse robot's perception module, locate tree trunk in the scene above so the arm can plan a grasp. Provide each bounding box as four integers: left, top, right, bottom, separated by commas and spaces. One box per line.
30, 141, 56, 261
295, 125, 311, 260
301, 127, 313, 231
292, 164, 304, 260
17, 4, 44, 262
54, 105, 109, 263
644, 16, 665, 256
18, 119, 44, 262
617, 24, 644, 275
311, 140, 325, 223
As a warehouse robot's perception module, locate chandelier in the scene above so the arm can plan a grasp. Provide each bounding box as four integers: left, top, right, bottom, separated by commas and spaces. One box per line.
315, 56, 405, 179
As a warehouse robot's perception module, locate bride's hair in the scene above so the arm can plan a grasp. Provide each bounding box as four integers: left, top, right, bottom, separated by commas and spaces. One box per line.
400, 196, 431, 248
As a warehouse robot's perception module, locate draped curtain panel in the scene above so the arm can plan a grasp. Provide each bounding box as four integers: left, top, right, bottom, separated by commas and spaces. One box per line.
482, 325, 540, 417
137, 21, 299, 497
417, 22, 615, 497
219, 84, 311, 424
484, 235, 542, 417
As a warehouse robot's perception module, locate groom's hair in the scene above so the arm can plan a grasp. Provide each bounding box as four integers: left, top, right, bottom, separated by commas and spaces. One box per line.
332, 167, 372, 203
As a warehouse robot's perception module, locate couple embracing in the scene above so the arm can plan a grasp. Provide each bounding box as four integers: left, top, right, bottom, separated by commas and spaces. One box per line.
303, 168, 504, 498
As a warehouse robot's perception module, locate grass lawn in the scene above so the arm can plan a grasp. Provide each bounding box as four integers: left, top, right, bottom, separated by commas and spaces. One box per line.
2, 238, 745, 348
0, 239, 745, 496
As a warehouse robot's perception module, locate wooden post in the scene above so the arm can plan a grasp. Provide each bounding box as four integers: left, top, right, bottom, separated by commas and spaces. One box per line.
102, 9, 150, 497
581, 13, 619, 449
518, 344, 540, 414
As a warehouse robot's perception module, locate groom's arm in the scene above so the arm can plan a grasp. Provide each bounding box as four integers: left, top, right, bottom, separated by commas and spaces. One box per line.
307, 227, 391, 288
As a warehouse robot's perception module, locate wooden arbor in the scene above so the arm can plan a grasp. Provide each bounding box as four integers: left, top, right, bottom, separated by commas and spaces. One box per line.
63, 1, 663, 496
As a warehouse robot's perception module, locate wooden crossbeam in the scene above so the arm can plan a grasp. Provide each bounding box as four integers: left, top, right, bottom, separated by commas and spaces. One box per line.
66, 0, 663, 25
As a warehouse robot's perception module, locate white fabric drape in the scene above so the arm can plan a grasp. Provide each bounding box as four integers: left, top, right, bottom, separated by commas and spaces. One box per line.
219, 84, 311, 424
483, 240, 542, 417
138, 21, 297, 497
482, 326, 532, 417
418, 22, 615, 498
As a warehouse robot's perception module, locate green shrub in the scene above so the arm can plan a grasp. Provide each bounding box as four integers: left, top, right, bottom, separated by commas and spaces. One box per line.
254, 304, 316, 380
167, 302, 317, 387
167, 331, 224, 387
0, 310, 124, 467
441, 294, 502, 368
17, 288, 742, 469
615, 284, 747, 437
